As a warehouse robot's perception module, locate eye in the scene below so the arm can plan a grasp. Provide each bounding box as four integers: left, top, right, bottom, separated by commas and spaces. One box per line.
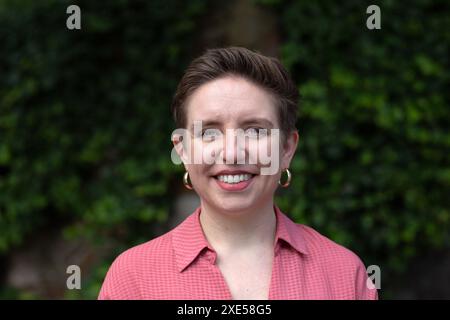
245, 127, 268, 138
202, 128, 222, 140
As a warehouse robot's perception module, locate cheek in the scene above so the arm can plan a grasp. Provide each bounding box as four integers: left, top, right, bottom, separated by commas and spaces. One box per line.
263, 171, 280, 185
190, 138, 223, 165
247, 138, 272, 163
248, 137, 282, 171
247, 140, 258, 164
188, 166, 210, 190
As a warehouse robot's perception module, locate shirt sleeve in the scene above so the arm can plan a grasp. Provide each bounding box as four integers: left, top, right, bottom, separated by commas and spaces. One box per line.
98, 253, 140, 300
355, 259, 379, 300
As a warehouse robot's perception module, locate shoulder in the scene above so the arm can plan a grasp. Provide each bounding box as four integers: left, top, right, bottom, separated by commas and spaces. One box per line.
298, 223, 364, 268
98, 231, 173, 300
112, 231, 173, 267
296, 223, 378, 299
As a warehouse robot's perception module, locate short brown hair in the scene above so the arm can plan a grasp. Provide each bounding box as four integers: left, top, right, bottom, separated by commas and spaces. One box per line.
171, 47, 299, 137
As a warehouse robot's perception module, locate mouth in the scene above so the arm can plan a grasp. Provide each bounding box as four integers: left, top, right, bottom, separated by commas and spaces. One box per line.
211, 172, 257, 191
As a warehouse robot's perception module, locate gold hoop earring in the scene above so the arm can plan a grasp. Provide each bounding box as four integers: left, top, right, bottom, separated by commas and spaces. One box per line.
278, 168, 291, 188
183, 171, 193, 190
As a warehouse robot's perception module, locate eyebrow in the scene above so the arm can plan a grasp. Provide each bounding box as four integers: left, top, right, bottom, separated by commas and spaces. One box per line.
190, 118, 275, 131
240, 118, 275, 128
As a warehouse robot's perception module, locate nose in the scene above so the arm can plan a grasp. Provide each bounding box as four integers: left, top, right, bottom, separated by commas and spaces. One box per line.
221, 129, 246, 164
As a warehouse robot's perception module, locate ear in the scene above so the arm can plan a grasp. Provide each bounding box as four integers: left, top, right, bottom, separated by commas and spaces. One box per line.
280, 130, 299, 170
172, 131, 190, 169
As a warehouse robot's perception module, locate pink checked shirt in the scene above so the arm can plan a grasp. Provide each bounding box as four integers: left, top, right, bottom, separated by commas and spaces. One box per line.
99, 205, 378, 300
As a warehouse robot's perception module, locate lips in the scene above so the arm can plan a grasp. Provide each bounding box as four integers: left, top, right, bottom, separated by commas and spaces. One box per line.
211, 169, 258, 177
211, 170, 258, 191
215, 173, 254, 183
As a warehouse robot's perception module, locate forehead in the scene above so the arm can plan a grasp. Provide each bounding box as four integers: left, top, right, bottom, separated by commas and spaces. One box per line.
185, 76, 278, 125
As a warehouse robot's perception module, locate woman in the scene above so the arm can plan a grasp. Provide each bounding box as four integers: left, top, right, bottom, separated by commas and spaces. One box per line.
99, 47, 378, 300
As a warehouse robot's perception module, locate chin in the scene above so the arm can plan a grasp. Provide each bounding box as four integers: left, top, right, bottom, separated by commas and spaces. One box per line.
212, 197, 256, 214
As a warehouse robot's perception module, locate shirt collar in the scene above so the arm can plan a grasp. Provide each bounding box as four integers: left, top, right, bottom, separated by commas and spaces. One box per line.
172, 206, 213, 273
172, 205, 309, 273
273, 205, 309, 256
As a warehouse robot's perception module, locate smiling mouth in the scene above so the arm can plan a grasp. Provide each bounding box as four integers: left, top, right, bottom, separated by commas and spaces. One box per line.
213, 173, 257, 184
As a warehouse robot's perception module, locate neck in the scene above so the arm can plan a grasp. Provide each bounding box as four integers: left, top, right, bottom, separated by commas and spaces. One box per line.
199, 200, 277, 254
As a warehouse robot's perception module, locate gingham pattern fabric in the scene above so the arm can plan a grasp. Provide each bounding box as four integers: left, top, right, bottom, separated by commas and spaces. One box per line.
99, 205, 378, 300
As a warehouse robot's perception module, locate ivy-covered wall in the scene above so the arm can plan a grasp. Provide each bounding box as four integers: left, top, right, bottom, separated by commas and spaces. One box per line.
1, 0, 449, 298
0, 0, 208, 298
267, 0, 450, 296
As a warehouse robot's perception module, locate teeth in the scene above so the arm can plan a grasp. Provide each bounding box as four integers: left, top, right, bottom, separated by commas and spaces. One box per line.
216, 174, 253, 184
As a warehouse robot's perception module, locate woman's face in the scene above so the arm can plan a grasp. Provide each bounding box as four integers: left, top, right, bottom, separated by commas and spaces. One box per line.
174, 75, 298, 214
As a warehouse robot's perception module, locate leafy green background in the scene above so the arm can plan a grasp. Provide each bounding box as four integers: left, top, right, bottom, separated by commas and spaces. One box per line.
268, 0, 450, 294
0, 0, 449, 299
